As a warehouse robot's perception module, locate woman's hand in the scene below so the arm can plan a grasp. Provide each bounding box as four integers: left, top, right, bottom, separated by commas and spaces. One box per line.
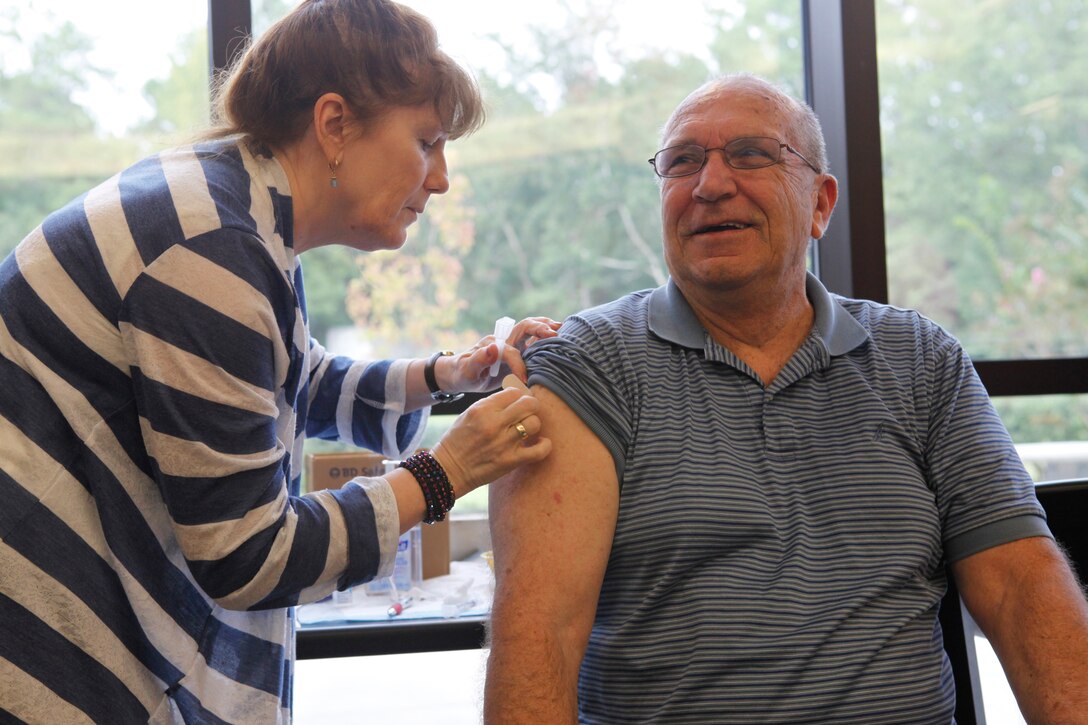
436, 316, 561, 393
430, 385, 552, 497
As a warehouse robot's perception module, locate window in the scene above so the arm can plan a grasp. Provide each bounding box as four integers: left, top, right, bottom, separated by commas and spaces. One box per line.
282, 0, 808, 509
874, 0, 1088, 471
8, 3, 1079, 721
0, 1, 209, 260
877, 0, 1087, 361
298, 0, 805, 356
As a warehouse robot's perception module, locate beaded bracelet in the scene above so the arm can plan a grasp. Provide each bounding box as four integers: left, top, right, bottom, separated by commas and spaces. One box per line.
399, 450, 455, 524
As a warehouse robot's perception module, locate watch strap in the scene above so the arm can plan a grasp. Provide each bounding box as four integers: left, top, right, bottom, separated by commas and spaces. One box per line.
424, 351, 463, 403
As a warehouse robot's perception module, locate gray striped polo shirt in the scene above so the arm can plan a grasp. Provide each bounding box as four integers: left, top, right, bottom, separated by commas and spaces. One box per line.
524, 273, 1048, 724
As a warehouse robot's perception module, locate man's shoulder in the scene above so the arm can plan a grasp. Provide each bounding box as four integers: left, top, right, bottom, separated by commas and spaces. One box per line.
834, 294, 949, 337
560, 288, 656, 337
575, 288, 656, 322
527, 288, 659, 369
832, 294, 964, 367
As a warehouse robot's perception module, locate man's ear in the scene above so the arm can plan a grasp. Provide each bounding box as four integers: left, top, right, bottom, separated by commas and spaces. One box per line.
312, 92, 352, 163
810, 173, 839, 240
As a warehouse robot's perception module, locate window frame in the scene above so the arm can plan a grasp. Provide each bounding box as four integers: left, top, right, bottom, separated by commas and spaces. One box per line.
208, 0, 251, 74
208, 0, 1085, 401
802, 0, 1087, 397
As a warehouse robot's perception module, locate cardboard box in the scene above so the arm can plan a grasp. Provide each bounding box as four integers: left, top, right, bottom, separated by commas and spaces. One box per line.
305, 450, 388, 492
419, 517, 450, 580
304, 451, 450, 579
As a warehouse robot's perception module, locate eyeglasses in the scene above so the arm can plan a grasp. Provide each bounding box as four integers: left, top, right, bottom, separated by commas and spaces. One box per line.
648, 136, 821, 178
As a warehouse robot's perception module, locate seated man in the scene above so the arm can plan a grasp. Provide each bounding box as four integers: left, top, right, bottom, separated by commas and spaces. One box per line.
483, 73, 1088, 724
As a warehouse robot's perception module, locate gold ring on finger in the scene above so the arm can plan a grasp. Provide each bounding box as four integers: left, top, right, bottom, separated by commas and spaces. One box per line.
514, 422, 529, 440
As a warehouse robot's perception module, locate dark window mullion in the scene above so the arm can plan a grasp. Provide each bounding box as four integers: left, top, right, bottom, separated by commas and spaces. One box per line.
208, 0, 252, 78
975, 359, 1088, 397
801, 0, 888, 304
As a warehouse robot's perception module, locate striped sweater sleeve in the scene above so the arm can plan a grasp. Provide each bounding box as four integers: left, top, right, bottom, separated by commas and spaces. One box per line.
304, 336, 426, 459
119, 228, 379, 609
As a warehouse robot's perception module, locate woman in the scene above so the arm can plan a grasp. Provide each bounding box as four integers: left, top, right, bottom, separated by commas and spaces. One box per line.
0, 1, 553, 722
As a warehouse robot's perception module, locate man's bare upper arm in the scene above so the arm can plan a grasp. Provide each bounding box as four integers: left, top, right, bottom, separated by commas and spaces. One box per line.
488, 382, 619, 644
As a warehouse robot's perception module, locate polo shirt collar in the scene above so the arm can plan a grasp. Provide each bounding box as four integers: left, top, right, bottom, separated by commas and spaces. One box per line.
647, 272, 869, 356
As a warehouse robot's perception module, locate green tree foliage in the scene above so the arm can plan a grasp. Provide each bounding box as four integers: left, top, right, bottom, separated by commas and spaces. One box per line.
300, 246, 359, 347
137, 27, 210, 137
352, 0, 806, 342
345, 174, 481, 355
0, 17, 98, 133
878, 0, 1088, 360
2, 0, 1083, 447
0, 6, 127, 256
706, 2, 804, 92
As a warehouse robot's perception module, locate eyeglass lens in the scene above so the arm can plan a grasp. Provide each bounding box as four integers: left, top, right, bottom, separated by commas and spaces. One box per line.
652, 137, 782, 177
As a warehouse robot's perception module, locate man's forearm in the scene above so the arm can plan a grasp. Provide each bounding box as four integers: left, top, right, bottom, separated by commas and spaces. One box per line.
485, 625, 580, 724
993, 568, 1088, 722
960, 539, 1088, 723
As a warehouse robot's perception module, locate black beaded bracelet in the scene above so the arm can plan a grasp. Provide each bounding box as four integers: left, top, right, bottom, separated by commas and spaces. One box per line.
399, 450, 455, 524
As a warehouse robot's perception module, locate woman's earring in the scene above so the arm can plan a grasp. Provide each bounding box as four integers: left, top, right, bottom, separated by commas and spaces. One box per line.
329, 158, 341, 188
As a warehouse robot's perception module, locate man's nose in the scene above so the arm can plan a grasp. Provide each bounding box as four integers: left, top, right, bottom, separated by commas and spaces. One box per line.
692, 149, 738, 201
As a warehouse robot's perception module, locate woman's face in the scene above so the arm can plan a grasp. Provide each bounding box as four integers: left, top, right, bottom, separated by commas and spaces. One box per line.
330, 103, 450, 252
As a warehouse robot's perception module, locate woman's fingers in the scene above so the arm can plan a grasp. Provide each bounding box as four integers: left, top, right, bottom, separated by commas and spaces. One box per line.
443, 316, 560, 392
431, 387, 551, 496
509, 413, 542, 442
490, 388, 547, 451
506, 317, 561, 349
500, 346, 528, 383
495, 317, 559, 381
485, 385, 539, 423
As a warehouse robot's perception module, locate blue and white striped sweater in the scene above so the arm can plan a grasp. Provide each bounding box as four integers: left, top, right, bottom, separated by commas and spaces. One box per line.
0, 140, 424, 723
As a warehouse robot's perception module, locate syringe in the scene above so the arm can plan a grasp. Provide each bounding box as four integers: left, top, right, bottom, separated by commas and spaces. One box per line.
490, 316, 515, 376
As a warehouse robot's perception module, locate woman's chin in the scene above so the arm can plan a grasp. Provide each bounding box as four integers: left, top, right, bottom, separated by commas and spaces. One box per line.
340, 230, 408, 253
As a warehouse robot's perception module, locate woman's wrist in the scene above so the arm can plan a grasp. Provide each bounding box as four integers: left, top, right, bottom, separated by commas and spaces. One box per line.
430, 443, 472, 499
423, 351, 464, 402
435, 351, 463, 393
399, 450, 455, 523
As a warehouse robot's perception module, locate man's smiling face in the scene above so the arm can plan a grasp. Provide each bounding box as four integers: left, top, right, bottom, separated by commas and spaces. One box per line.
658, 85, 825, 297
